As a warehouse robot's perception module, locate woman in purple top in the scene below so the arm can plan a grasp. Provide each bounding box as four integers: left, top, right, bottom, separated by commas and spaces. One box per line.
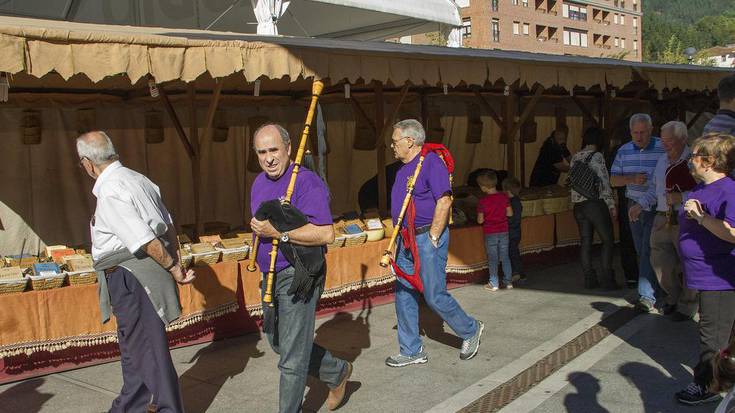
675, 133, 735, 406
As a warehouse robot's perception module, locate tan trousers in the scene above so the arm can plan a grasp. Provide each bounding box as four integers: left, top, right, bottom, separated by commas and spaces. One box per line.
649, 214, 698, 316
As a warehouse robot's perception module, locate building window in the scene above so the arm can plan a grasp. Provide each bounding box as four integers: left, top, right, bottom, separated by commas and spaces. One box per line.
522, 0, 529, 7
523, 23, 530, 35
492, 19, 500, 42
633, 0, 638, 11
613, 14, 618, 24
621, 37, 626, 48
621, 0, 626, 8
563, 28, 588, 47
620, 14, 625, 25
461, 17, 472, 38
614, 0, 619, 6
456, 0, 470, 7
614, 37, 619, 47
564, 4, 587, 21
492, 0, 499, 11
512, 0, 519, 5
633, 39, 638, 50
633, 17, 637, 27
513, 21, 520, 35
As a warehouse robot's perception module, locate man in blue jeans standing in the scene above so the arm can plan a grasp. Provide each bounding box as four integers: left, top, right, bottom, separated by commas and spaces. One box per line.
385, 119, 484, 367
610, 113, 666, 312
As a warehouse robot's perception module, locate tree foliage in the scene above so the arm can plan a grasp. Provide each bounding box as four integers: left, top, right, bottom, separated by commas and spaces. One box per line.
643, 0, 735, 63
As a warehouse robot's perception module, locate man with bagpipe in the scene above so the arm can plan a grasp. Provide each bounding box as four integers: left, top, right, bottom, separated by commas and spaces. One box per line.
249, 123, 352, 412
642, 121, 699, 321
381, 119, 484, 367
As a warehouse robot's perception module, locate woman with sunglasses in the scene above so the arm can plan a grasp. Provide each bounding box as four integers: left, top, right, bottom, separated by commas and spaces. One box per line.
675, 133, 735, 406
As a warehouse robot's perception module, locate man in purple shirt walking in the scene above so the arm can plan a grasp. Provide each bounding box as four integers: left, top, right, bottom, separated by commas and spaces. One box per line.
385, 119, 484, 367
249, 124, 352, 412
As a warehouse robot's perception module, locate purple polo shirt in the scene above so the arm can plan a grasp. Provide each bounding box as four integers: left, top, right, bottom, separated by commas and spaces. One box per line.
250, 163, 333, 273
679, 177, 735, 291
391, 151, 452, 228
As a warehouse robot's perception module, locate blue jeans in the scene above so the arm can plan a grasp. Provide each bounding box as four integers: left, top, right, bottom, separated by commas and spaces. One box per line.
262, 267, 348, 413
485, 232, 512, 288
394, 229, 478, 356
628, 206, 660, 303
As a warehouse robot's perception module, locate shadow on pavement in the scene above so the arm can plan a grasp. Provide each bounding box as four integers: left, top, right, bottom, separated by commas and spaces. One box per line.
0, 378, 53, 413
563, 372, 609, 413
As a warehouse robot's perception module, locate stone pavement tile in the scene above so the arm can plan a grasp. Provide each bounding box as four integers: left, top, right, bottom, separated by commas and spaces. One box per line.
181, 374, 278, 413
53, 361, 124, 394
0, 376, 111, 413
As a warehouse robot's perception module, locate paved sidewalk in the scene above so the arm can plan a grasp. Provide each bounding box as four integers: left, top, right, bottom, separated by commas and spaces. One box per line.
0, 256, 724, 413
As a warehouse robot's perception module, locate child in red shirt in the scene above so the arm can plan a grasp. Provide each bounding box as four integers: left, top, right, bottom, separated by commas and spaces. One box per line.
476, 170, 514, 291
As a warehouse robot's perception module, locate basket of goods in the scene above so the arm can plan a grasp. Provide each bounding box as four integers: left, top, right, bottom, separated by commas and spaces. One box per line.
29, 262, 66, 290
189, 243, 221, 266
63, 255, 97, 285
327, 230, 346, 250
177, 234, 193, 246
49, 247, 77, 264
179, 242, 193, 268
198, 234, 222, 245
364, 218, 385, 242
7, 253, 37, 269
519, 190, 544, 217
541, 186, 571, 214
216, 238, 250, 262
0, 266, 28, 294
339, 219, 368, 246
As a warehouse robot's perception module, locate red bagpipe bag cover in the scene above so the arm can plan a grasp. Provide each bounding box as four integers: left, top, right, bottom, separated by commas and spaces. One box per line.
390, 144, 455, 292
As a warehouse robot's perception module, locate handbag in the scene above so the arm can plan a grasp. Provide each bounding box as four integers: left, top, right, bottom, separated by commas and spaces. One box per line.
569, 152, 600, 200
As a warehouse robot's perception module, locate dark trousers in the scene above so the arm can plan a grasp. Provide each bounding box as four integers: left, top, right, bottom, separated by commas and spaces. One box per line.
509, 234, 524, 276
616, 189, 639, 282
693, 290, 735, 388
107, 267, 184, 413
263, 267, 347, 413
573, 199, 614, 281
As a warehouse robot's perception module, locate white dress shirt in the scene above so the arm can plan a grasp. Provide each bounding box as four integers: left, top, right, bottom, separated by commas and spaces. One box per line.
644, 146, 692, 213
90, 161, 172, 260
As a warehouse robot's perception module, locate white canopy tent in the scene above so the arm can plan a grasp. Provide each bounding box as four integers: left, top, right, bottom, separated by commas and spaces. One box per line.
0, 0, 462, 43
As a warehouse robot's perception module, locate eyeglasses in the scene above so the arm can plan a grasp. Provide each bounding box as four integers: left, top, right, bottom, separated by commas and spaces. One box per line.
691, 152, 710, 158
390, 136, 410, 148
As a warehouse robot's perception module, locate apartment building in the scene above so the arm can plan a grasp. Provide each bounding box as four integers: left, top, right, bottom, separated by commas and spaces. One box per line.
446, 0, 643, 61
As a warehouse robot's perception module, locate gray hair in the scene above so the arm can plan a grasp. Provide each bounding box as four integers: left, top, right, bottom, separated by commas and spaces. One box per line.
629, 113, 652, 130
76, 131, 118, 165
393, 119, 426, 146
253, 123, 290, 147
660, 120, 688, 141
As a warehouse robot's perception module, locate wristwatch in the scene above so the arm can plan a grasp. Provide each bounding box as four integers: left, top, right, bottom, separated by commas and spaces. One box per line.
280, 232, 290, 243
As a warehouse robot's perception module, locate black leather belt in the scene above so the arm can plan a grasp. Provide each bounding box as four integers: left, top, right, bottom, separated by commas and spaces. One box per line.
415, 225, 432, 235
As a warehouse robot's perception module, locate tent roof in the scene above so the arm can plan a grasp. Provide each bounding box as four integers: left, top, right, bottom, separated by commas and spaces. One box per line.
0, 15, 730, 92
0, 0, 461, 41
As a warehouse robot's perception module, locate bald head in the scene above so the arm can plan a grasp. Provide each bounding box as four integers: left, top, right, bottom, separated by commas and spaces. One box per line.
76, 131, 118, 166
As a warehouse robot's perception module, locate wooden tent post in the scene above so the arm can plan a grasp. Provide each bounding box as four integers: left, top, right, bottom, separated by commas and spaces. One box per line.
188, 84, 203, 236
375, 82, 387, 215
505, 89, 516, 178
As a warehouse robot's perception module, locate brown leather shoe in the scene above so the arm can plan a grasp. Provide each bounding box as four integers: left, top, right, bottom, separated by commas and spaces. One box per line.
326, 362, 353, 410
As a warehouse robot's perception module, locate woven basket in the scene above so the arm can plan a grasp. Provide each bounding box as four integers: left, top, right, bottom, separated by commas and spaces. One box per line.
0, 278, 28, 294
542, 196, 570, 214
219, 246, 249, 263
327, 236, 346, 250
67, 270, 98, 286
343, 233, 368, 247
28, 273, 66, 290
190, 243, 221, 266
180, 254, 193, 268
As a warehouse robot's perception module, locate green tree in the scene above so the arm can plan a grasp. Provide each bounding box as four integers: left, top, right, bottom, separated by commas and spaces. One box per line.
656, 35, 687, 64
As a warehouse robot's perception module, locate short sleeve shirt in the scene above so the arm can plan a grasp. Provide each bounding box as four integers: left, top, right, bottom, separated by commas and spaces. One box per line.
477, 192, 510, 234
529, 137, 570, 187
250, 163, 333, 273
391, 152, 451, 228
91, 161, 172, 260
679, 177, 735, 291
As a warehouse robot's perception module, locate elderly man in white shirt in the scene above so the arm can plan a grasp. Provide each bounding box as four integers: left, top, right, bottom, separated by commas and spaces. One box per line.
642, 121, 698, 321
78, 131, 194, 413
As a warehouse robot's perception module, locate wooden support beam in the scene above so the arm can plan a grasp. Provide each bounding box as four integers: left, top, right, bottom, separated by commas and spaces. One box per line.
188, 84, 203, 236
381, 83, 411, 138
157, 82, 196, 159
505, 91, 517, 177
571, 95, 599, 126
609, 87, 648, 140
203, 80, 224, 142
375, 82, 387, 214
349, 96, 377, 134
474, 90, 504, 130
508, 86, 544, 140
686, 99, 711, 129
